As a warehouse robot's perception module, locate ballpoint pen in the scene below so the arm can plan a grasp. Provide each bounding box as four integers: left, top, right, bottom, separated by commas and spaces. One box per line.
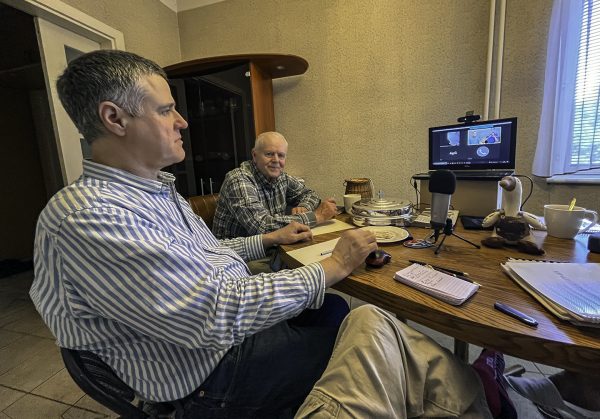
494, 302, 538, 327
408, 260, 470, 277
320, 250, 334, 256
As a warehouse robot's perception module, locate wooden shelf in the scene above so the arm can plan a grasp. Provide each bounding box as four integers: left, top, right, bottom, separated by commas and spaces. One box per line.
164, 53, 308, 79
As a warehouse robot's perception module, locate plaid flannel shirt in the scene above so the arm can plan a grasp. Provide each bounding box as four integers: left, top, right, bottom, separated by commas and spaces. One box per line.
212, 161, 322, 238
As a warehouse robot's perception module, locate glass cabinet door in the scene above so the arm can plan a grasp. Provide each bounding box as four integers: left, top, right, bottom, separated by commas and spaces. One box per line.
165, 63, 254, 197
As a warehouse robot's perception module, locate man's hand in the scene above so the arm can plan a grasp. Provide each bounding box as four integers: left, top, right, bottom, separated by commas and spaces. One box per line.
314, 198, 338, 224
291, 206, 309, 215
320, 229, 377, 287
262, 221, 313, 248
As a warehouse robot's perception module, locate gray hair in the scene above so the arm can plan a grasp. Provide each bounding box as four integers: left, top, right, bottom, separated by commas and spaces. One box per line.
56, 49, 167, 143
253, 131, 288, 151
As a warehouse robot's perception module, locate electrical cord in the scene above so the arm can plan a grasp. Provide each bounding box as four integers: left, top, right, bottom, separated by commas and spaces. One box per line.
410, 177, 420, 209
514, 174, 534, 211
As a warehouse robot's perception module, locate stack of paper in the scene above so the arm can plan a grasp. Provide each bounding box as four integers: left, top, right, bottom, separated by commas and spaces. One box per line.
393, 263, 479, 306
501, 260, 600, 327
310, 219, 354, 236
285, 238, 340, 266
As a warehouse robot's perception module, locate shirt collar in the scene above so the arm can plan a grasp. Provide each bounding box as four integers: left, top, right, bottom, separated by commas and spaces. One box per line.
245, 160, 283, 187
82, 160, 175, 194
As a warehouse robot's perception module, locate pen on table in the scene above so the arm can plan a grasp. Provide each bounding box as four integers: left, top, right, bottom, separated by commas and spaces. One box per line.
494, 302, 538, 327
408, 260, 470, 277
320, 250, 334, 256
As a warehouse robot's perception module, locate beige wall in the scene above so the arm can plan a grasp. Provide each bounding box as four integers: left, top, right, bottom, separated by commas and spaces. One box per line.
61, 0, 181, 66
178, 0, 490, 206
178, 0, 600, 216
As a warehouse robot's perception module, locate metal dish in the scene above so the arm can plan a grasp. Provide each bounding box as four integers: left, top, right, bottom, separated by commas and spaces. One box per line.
350, 194, 413, 227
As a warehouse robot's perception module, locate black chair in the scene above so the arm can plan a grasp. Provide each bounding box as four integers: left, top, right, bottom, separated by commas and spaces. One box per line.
60, 347, 172, 418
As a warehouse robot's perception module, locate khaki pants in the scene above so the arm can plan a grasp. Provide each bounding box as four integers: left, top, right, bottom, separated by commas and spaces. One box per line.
295, 305, 492, 419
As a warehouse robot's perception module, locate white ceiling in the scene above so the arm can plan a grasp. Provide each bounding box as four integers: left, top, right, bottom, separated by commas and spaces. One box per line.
159, 0, 225, 12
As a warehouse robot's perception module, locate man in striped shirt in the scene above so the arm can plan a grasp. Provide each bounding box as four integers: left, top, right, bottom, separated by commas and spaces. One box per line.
212, 131, 339, 239
29, 49, 378, 415
30, 50, 501, 418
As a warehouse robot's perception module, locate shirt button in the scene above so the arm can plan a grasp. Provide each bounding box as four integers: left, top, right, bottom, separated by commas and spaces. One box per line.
198, 390, 205, 397
220, 402, 226, 408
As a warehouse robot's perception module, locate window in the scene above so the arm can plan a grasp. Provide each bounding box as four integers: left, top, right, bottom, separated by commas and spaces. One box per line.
571, 0, 600, 169
533, 0, 600, 181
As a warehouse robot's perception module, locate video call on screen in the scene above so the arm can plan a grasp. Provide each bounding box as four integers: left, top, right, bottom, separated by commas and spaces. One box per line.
431, 122, 513, 167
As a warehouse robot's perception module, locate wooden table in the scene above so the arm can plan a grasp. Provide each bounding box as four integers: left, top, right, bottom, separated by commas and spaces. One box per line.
279, 217, 600, 375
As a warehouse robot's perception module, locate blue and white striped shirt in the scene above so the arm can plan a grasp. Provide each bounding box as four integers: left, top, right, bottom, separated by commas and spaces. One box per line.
30, 160, 325, 401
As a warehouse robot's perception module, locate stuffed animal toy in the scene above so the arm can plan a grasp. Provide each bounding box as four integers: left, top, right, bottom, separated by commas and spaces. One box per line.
481, 176, 546, 255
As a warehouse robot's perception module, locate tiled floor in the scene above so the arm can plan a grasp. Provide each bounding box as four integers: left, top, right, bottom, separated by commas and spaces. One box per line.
0, 271, 117, 418
0, 271, 561, 418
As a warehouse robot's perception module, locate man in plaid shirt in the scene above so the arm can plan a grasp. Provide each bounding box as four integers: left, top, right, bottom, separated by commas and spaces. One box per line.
212, 131, 338, 239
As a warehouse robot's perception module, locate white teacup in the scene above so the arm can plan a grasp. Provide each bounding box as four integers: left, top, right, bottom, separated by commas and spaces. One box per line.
543, 204, 598, 239
343, 194, 362, 214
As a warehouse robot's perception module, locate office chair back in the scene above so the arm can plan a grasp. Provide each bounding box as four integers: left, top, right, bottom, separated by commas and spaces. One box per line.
60, 347, 149, 418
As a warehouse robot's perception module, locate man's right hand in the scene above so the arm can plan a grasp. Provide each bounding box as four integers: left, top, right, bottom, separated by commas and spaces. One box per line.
320, 229, 377, 287
314, 198, 338, 224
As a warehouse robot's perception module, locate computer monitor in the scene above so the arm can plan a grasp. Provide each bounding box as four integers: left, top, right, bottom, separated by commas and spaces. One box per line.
428, 117, 517, 171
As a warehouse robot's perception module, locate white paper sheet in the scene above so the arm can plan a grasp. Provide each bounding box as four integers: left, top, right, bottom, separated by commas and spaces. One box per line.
311, 219, 355, 236
285, 238, 341, 266
394, 264, 479, 306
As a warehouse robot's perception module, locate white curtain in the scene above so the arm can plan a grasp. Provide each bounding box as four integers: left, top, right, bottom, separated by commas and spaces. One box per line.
532, 0, 584, 177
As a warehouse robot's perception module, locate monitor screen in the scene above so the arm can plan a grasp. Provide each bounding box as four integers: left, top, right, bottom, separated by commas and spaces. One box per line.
428, 117, 517, 170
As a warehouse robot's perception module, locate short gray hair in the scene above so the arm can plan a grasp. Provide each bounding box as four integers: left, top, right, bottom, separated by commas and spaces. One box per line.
253, 131, 288, 152
56, 49, 167, 143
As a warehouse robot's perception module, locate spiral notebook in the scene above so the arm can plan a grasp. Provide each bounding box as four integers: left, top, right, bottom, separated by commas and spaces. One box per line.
501, 259, 600, 327
393, 263, 479, 306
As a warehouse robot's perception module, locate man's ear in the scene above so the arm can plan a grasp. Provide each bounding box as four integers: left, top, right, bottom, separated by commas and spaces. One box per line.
251, 148, 257, 161
98, 101, 129, 136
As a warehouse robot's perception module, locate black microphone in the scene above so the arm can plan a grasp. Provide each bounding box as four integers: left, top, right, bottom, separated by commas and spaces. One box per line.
428, 170, 456, 240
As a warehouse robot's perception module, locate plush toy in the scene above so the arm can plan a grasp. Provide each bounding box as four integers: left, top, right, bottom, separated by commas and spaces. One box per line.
481, 176, 546, 255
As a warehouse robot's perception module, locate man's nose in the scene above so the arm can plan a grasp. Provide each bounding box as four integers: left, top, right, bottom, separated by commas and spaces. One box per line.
175, 110, 188, 129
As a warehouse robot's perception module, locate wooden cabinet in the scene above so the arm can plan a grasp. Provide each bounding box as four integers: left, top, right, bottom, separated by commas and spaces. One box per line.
164, 54, 308, 197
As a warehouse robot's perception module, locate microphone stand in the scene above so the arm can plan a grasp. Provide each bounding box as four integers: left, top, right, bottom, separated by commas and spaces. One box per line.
433, 218, 481, 255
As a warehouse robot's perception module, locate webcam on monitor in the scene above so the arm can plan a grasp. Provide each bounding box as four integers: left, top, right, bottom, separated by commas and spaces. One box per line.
457, 111, 481, 124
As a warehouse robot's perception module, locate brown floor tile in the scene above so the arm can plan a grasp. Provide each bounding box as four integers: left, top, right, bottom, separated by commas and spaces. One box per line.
2, 308, 54, 339
0, 329, 25, 350
0, 299, 32, 328
0, 334, 56, 375
31, 369, 84, 405
0, 384, 27, 410
0, 343, 64, 392
62, 405, 109, 418
0, 270, 33, 288
2, 393, 71, 418
74, 395, 119, 417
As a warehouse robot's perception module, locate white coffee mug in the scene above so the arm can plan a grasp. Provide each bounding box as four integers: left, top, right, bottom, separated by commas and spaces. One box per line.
543, 204, 598, 239
343, 194, 362, 214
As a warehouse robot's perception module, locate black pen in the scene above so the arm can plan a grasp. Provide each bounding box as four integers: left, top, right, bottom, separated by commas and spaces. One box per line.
494, 302, 538, 327
411, 262, 477, 284
409, 260, 470, 278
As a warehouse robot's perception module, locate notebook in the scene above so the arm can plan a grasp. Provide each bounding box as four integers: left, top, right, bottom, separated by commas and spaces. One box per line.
501, 259, 600, 327
394, 263, 479, 306
427, 117, 517, 179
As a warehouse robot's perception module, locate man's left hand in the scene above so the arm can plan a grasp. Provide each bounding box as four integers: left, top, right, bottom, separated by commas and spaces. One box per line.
262, 221, 313, 248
